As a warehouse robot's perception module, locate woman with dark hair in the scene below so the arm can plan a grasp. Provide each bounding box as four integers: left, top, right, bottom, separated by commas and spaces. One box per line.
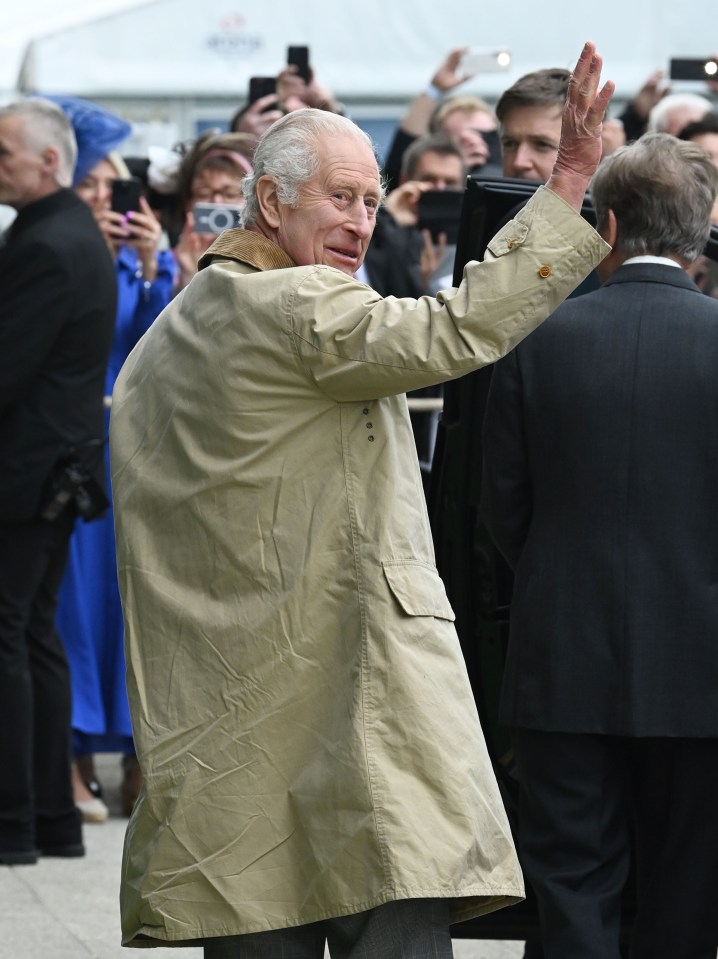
171, 130, 256, 293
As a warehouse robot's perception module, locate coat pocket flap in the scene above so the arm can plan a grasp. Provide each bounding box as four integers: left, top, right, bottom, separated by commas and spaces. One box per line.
486, 220, 529, 257
382, 561, 456, 621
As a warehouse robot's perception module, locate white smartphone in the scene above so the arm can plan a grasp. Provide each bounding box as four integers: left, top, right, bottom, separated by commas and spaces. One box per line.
460, 48, 512, 75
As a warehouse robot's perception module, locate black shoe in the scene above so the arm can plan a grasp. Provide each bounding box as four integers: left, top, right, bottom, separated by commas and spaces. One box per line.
39, 842, 85, 858
0, 849, 39, 865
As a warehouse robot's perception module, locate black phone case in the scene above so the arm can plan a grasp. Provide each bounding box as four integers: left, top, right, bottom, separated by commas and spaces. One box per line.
111, 178, 142, 215
287, 45, 310, 83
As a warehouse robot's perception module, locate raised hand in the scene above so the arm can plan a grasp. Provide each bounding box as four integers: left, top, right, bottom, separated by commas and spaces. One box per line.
547, 42, 615, 210
125, 197, 163, 282
431, 47, 473, 93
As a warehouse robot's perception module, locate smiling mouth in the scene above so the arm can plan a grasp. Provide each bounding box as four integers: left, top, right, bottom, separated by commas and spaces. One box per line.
329, 246, 360, 262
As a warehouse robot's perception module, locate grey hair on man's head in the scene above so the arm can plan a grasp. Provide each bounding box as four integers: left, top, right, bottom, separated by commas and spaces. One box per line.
241, 108, 383, 228
0, 98, 77, 188
647, 92, 712, 134
590, 132, 718, 263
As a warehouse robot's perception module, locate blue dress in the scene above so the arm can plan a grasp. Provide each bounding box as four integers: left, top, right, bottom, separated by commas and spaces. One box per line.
56, 244, 176, 755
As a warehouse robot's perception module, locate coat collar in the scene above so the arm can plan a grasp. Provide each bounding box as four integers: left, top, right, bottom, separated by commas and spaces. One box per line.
198, 228, 296, 272
6, 188, 82, 239
602, 261, 701, 293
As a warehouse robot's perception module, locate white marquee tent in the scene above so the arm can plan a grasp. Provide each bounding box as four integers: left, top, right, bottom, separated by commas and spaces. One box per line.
10, 0, 718, 103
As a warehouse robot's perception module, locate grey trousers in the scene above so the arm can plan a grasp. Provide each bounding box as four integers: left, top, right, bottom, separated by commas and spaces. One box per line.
204, 898, 453, 959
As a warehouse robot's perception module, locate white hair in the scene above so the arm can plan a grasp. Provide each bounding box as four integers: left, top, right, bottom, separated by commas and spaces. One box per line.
0, 98, 77, 187
647, 92, 713, 135
241, 108, 384, 228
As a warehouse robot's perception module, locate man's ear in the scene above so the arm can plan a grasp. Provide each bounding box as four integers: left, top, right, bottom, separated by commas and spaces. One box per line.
601, 208, 618, 248
596, 209, 622, 283
255, 175, 281, 229
41, 146, 61, 181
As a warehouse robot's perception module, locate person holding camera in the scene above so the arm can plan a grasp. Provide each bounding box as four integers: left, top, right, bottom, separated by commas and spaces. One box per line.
0, 98, 116, 864
171, 130, 256, 293
49, 96, 176, 823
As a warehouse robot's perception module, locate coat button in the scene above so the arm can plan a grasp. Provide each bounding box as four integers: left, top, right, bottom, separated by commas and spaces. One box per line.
368, 435, 375, 442
362, 408, 369, 415
366, 422, 372, 429
538, 264, 552, 278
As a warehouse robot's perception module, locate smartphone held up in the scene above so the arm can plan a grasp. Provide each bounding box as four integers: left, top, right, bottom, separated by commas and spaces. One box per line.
417, 190, 464, 244
669, 57, 718, 81
460, 48, 511, 76
287, 45, 310, 83
111, 177, 143, 216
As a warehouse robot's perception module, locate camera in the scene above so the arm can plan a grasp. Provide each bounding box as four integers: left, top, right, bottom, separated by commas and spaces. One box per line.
192, 202, 243, 235
39, 443, 109, 522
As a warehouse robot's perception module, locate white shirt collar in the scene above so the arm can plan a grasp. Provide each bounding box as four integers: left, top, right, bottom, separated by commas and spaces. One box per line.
622, 255, 682, 269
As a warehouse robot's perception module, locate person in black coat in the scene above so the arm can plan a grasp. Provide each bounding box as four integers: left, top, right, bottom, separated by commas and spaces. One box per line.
0, 98, 116, 864
481, 133, 718, 958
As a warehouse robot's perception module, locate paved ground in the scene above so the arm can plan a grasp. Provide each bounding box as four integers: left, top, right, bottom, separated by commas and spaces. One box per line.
0, 755, 525, 959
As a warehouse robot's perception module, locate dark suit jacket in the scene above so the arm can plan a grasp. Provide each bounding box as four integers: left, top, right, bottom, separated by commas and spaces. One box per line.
481, 263, 718, 737
0, 189, 117, 522
362, 207, 425, 299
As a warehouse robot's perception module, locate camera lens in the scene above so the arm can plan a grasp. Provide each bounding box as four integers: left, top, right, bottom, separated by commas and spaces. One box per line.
208, 207, 234, 233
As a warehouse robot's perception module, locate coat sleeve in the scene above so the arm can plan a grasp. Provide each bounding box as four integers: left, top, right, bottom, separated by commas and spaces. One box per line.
479, 347, 532, 570
288, 186, 610, 402
0, 239, 73, 416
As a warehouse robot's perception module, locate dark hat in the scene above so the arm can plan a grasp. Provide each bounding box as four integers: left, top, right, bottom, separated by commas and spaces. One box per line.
40, 94, 132, 186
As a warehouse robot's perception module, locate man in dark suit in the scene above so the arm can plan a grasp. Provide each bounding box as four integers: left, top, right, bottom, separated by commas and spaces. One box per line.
0, 99, 116, 864
481, 133, 718, 958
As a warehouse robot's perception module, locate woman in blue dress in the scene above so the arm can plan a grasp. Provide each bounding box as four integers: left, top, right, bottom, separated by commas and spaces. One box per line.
54, 113, 176, 821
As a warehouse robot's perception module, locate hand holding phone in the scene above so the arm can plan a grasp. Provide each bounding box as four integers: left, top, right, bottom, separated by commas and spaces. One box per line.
248, 76, 277, 105
287, 45, 311, 84
111, 177, 143, 216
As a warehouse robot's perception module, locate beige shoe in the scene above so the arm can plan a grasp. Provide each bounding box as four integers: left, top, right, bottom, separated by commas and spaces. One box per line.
71, 761, 109, 823
76, 796, 109, 823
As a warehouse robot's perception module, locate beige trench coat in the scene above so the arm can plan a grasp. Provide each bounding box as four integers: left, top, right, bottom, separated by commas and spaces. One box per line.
111, 186, 609, 946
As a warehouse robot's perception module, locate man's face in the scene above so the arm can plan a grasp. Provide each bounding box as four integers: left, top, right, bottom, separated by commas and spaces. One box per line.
500, 104, 563, 182
439, 109, 495, 169
0, 115, 53, 210
271, 132, 381, 276
410, 150, 465, 190
690, 131, 718, 166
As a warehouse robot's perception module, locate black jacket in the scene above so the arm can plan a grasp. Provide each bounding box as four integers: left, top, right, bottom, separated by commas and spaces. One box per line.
0, 189, 116, 522
481, 263, 718, 737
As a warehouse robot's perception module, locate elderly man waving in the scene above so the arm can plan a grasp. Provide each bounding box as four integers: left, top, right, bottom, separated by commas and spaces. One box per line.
111, 43, 612, 959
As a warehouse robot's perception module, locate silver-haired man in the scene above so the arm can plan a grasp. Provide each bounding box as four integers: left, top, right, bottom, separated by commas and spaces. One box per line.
111, 44, 613, 958
0, 98, 116, 865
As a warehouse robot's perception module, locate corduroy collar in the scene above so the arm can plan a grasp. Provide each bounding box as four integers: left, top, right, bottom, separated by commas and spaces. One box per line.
198, 228, 296, 272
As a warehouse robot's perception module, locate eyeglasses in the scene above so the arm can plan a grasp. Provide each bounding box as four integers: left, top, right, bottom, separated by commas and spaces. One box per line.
191, 189, 244, 204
